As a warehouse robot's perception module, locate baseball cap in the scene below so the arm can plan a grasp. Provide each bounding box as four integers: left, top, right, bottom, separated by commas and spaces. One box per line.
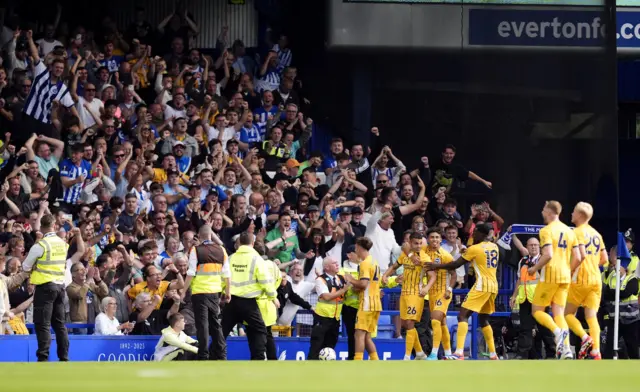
307, 205, 320, 212
173, 140, 186, 148
286, 159, 300, 169
100, 84, 116, 93
208, 188, 219, 197
339, 207, 352, 215
625, 228, 635, 243
351, 207, 363, 215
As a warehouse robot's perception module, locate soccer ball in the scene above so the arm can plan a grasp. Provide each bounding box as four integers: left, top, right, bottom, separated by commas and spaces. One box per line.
319, 347, 336, 361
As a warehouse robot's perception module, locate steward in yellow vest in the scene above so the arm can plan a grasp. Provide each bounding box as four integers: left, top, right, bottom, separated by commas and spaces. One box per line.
308, 257, 350, 360
21, 215, 71, 362
185, 225, 230, 360
222, 233, 276, 360
603, 263, 639, 359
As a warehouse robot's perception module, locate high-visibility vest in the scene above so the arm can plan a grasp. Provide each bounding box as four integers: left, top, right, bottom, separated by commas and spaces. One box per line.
605, 272, 640, 324
340, 267, 359, 309
229, 245, 276, 299
190, 242, 227, 295
315, 273, 346, 320
261, 141, 287, 158
516, 257, 539, 305
30, 234, 69, 286
255, 259, 282, 327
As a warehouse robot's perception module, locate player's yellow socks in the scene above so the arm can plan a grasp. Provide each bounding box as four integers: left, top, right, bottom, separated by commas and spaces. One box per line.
456, 321, 468, 352
431, 319, 442, 354
566, 313, 588, 340
533, 311, 560, 334
405, 328, 416, 356
586, 317, 601, 352
354, 352, 364, 361
441, 324, 452, 352
412, 329, 424, 353
553, 314, 570, 345
369, 352, 379, 360
481, 325, 496, 354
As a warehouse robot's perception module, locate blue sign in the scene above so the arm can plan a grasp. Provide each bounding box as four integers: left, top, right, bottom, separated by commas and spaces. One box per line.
469, 9, 640, 48
0, 317, 471, 362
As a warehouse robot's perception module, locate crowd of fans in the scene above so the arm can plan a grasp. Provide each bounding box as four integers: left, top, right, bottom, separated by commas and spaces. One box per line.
0, 4, 501, 341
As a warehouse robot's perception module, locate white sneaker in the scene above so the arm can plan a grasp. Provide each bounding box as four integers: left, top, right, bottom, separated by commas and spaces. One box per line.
555, 330, 569, 359
414, 352, 427, 360
403, 355, 412, 360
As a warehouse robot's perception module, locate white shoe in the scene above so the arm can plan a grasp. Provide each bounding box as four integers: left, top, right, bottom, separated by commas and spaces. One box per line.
555, 330, 569, 359
561, 347, 574, 360
403, 355, 412, 360
414, 352, 427, 360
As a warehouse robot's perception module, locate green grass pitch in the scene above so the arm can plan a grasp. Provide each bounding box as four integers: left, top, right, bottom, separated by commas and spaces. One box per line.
1, 361, 639, 391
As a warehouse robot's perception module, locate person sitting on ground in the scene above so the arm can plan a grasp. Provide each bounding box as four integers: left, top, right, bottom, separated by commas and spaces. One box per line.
154, 313, 199, 361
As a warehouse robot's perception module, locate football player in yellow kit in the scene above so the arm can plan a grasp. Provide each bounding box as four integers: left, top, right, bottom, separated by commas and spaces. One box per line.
426, 223, 500, 360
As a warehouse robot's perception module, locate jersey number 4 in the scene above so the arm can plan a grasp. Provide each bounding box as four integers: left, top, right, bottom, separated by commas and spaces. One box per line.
484, 250, 498, 268
558, 232, 568, 249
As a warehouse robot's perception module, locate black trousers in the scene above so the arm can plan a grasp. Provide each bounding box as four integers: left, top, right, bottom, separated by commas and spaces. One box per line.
246, 325, 277, 359
222, 296, 267, 360
415, 300, 433, 354
33, 282, 69, 362
192, 293, 227, 360
604, 320, 639, 359
173, 350, 198, 361
517, 301, 555, 359
15, 114, 56, 148
308, 314, 340, 360
341, 306, 358, 360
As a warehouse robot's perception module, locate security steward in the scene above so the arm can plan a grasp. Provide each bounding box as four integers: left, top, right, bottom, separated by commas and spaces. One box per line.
22, 214, 70, 361
185, 225, 229, 360
509, 236, 555, 359
309, 257, 351, 360
603, 257, 639, 359
246, 242, 282, 360
222, 232, 276, 360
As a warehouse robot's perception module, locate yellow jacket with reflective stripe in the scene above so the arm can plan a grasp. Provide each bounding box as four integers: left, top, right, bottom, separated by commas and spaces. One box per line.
229, 245, 276, 299
190, 243, 228, 295
30, 234, 69, 286
340, 267, 359, 309
256, 259, 282, 327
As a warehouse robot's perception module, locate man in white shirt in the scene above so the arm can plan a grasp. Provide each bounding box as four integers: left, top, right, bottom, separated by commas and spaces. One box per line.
365, 209, 401, 274
74, 83, 103, 128
36, 24, 63, 57
278, 263, 314, 326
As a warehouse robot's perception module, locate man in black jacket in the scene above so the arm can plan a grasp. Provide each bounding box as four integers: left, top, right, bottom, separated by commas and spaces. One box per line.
277, 272, 313, 318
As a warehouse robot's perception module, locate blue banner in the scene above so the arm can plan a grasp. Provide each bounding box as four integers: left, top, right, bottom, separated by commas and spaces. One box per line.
468, 9, 640, 48
0, 336, 408, 362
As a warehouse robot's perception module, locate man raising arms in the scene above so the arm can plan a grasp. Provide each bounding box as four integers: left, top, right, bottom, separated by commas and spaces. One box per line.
527, 201, 580, 359
565, 202, 607, 359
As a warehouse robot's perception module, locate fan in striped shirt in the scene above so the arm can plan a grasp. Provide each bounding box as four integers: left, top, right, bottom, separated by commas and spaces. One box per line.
59, 144, 91, 206
20, 30, 78, 142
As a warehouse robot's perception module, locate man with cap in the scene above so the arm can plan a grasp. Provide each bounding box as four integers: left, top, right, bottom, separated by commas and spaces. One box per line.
285, 159, 301, 178
172, 140, 193, 174
350, 207, 366, 238
624, 229, 639, 276
602, 254, 639, 359
169, 117, 198, 158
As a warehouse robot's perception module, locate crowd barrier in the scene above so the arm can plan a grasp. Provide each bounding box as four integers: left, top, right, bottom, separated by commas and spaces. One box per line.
0, 310, 511, 362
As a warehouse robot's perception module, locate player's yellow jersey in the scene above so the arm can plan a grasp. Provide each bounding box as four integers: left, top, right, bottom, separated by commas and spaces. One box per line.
397, 250, 431, 296
463, 241, 499, 293
573, 224, 604, 286
358, 256, 382, 312
423, 246, 454, 296
539, 220, 577, 284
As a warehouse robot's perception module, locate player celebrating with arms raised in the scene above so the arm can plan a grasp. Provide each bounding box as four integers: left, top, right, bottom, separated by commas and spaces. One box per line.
382, 232, 434, 360
426, 223, 499, 360
344, 237, 382, 360
527, 201, 581, 360
565, 202, 607, 359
